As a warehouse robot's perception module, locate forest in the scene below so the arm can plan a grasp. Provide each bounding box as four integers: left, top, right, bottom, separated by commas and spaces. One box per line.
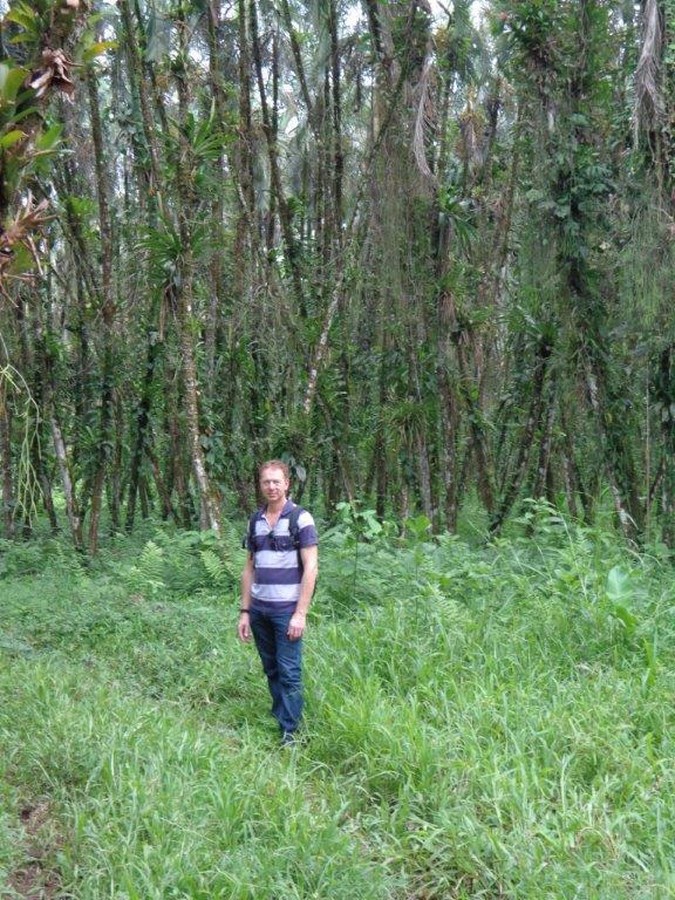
1, 2, 675, 897
0, 0, 672, 550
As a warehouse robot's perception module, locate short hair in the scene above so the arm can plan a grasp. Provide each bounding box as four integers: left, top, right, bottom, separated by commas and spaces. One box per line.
258, 459, 290, 481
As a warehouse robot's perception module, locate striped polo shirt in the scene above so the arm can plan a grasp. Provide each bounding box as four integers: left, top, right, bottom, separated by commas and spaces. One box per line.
248, 501, 318, 613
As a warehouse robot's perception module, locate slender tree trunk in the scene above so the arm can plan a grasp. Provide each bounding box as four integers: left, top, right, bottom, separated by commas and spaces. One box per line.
25, 310, 59, 534
438, 370, 461, 532
115, 0, 166, 530
415, 430, 434, 522
445, 292, 495, 516
585, 365, 641, 542
110, 389, 123, 531
86, 69, 116, 554
233, 0, 257, 275
483, 101, 522, 312
562, 443, 580, 520
117, 0, 161, 192
328, 0, 344, 240
16, 297, 58, 534
126, 330, 160, 532
30, 286, 84, 551
54, 161, 96, 482
278, 0, 316, 136
167, 398, 193, 529
51, 413, 83, 552
139, 476, 150, 519
179, 289, 222, 532
490, 335, 552, 533
531, 389, 557, 502
656, 345, 674, 547
36, 445, 58, 535
171, 16, 221, 535
0, 380, 14, 539
409, 338, 435, 524
374, 328, 390, 520
146, 441, 175, 522
205, 0, 228, 390
250, 0, 306, 316
437, 291, 462, 532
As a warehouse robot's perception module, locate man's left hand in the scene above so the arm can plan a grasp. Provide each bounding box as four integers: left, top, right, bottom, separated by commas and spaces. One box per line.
287, 612, 306, 641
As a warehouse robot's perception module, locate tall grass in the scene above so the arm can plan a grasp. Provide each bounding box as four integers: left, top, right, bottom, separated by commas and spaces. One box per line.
1, 506, 673, 898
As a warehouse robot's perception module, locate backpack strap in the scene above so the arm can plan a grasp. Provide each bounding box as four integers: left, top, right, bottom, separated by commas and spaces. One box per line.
244, 503, 315, 595
288, 504, 305, 577
243, 505, 303, 553
242, 509, 260, 552
287, 503, 303, 550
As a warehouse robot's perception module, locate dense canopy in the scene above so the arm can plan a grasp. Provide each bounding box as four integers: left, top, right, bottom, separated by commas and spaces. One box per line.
0, 0, 673, 551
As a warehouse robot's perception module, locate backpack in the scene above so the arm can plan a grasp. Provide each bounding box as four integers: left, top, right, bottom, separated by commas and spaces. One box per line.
243, 504, 304, 558
243, 504, 317, 596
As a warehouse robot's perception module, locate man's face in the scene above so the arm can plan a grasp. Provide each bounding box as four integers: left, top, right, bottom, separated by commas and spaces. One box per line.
259, 467, 289, 504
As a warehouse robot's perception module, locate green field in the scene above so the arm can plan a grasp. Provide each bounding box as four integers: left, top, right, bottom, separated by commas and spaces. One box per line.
1, 509, 674, 899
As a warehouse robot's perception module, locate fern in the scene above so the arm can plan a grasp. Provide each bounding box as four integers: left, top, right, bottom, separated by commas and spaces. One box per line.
199, 548, 236, 590
125, 540, 167, 599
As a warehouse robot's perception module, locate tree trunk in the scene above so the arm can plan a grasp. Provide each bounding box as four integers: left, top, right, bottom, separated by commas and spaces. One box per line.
250, 0, 306, 316
51, 413, 83, 552
172, 15, 221, 535
446, 293, 495, 517
585, 365, 642, 543
656, 345, 674, 547
490, 334, 552, 534
147, 441, 175, 522
415, 429, 434, 523
0, 379, 14, 539
530, 390, 557, 502
85, 69, 117, 554
126, 329, 160, 532
179, 289, 222, 533
204, 0, 228, 391
117, 0, 161, 192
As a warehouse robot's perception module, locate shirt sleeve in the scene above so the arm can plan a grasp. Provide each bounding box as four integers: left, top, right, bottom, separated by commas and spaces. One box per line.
297, 510, 318, 547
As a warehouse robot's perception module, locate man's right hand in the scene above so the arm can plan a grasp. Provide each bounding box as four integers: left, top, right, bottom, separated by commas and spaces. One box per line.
238, 611, 251, 642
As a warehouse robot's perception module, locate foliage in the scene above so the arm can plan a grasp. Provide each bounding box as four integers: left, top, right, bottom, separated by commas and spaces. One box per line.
121, 527, 239, 600
0, 0, 672, 554
1, 521, 674, 896
0, 0, 105, 280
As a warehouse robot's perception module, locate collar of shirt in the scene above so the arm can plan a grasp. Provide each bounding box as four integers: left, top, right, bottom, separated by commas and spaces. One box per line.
259, 499, 294, 521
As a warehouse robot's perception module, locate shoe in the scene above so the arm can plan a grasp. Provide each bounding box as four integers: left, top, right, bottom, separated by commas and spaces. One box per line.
281, 731, 298, 747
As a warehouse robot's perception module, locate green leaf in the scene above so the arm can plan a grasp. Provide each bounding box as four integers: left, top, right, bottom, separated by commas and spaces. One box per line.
610, 603, 637, 636
8, 33, 38, 45
4, 243, 32, 276
0, 65, 29, 105
404, 515, 432, 541
0, 129, 25, 149
82, 40, 118, 63
605, 567, 637, 636
10, 102, 41, 125
63, 194, 96, 219
606, 565, 632, 603
34, 123, 63, 153
5, 6, 39, 34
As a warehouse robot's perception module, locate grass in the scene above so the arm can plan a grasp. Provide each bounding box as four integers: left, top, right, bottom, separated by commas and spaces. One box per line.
0, 507, 674, 898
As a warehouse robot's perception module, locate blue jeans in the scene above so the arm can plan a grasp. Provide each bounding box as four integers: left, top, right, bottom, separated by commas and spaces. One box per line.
249, 608, 303, 734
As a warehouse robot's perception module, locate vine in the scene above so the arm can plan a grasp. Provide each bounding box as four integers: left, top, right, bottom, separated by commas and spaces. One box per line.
0, 360, 41, 531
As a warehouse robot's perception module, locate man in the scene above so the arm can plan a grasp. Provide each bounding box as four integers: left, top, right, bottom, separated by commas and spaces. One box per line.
238, 460, 319, 745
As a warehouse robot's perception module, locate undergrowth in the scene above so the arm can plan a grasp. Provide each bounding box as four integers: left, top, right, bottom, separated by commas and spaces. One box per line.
1, 503, 673, 898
